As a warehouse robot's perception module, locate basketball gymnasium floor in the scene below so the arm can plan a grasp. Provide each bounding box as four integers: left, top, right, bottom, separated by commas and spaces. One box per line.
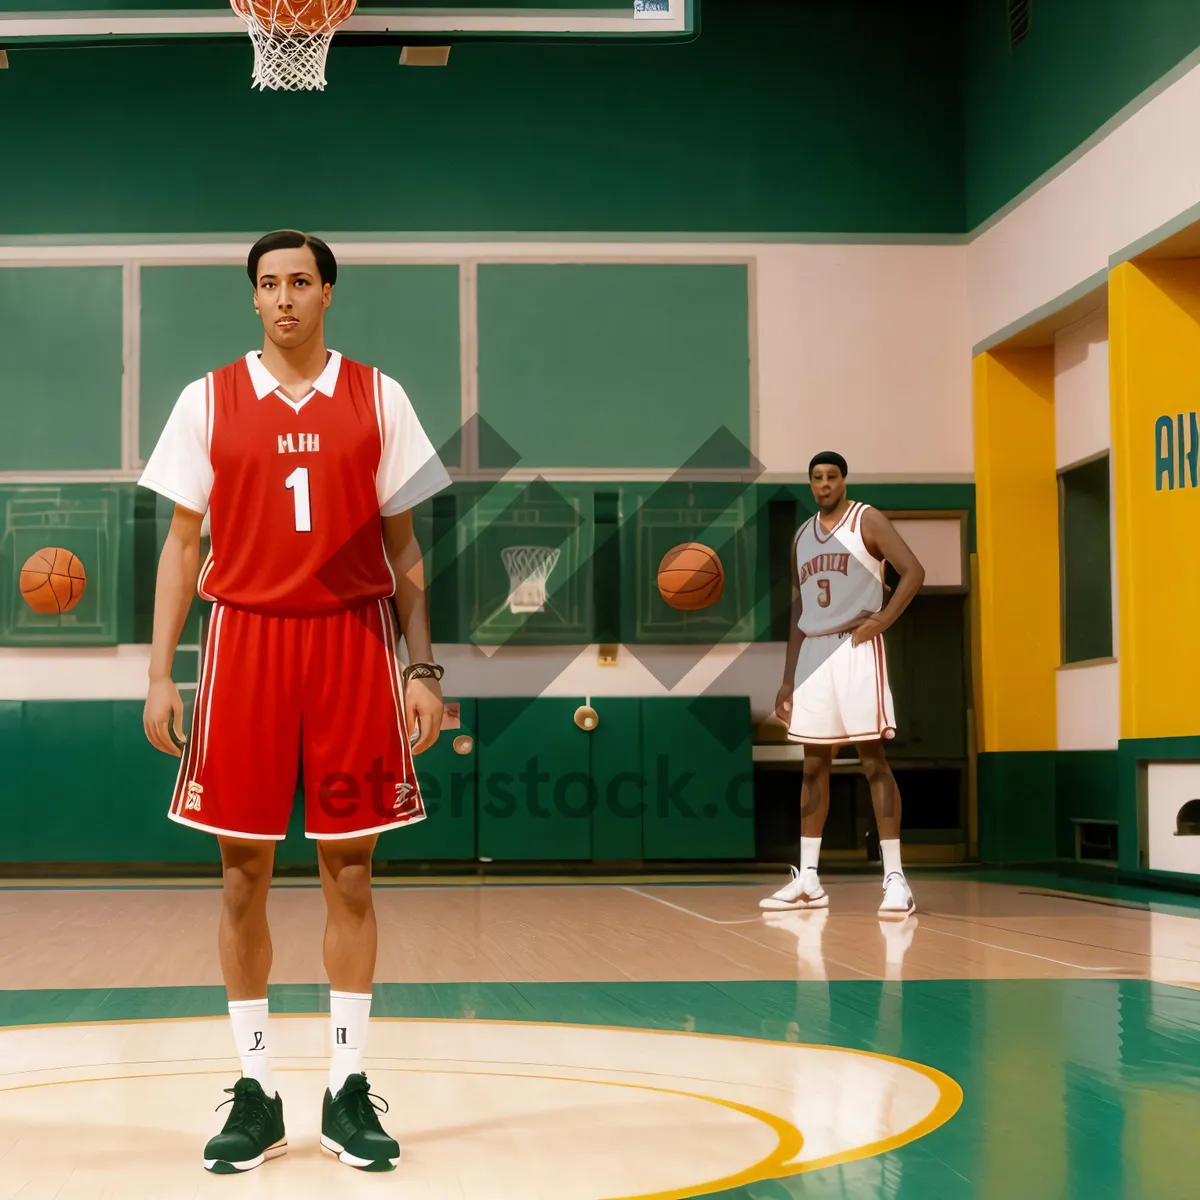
2, 871, 1199, 1198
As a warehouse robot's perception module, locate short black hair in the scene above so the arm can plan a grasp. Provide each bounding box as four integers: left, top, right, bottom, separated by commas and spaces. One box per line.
809, 450, 848, 478
247, 230, 337, 287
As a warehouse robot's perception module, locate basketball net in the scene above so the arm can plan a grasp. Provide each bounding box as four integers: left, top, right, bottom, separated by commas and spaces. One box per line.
230, 0, 356, 91
502, 546, 560, 614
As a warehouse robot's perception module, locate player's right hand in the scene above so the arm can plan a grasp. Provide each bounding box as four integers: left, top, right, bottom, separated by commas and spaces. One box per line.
144, 677, 185, 757
774, 683, 793, 722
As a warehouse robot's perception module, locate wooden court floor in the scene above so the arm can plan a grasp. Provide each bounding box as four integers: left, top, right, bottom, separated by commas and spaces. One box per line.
2, 871, 1199, 1197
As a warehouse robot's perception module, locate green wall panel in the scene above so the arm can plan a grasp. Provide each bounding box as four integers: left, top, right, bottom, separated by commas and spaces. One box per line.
477, 264, 750, 470
476, 697, 592, 861
139, 264, 462, 466
640, 696, 754, 860
0, 4, 963, 235
978, 751, 1056, 864
20, 2, 1200, 238
964, 0, 1200, 229
0, 700, 218, 864
139, 265, 255, 463
1055, 749, 1119, 860
0, 267, 123, 471
325, 265, 463, 467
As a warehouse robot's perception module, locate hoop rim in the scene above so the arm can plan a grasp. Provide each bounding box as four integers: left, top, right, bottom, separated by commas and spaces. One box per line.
230, 0, 357, 36
501, 545, 561, 569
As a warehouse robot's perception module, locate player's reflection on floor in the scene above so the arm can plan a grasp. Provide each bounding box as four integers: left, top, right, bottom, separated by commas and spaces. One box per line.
761, 909, 919, 981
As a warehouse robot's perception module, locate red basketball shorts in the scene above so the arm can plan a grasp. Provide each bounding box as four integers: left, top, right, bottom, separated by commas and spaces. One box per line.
169, 599, 425, 841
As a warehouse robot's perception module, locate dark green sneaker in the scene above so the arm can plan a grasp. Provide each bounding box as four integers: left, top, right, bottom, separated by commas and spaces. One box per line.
320, 1073, 401, 1171
203, 1077, 287, 1174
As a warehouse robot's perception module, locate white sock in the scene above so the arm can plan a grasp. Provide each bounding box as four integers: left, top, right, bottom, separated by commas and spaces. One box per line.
330, 990, 373, 1097
880, 838, 903, 879
228, 998, 275, 1097
800, 837, 822, 875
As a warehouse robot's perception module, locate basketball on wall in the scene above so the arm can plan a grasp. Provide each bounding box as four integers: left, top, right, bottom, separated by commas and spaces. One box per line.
20, 548, 87, 615
657, 543, 724, 611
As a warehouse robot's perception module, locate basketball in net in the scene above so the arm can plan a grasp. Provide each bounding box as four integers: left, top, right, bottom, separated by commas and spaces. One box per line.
230, 0, 356, 92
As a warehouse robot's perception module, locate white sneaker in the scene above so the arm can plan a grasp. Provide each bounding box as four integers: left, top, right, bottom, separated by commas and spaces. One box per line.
878, 871, 915, 919
759, 865, 829, 912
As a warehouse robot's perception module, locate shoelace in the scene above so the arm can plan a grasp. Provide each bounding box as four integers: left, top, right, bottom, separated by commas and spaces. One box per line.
214, 1084, 270, 1133
341, 1077, 390, 1126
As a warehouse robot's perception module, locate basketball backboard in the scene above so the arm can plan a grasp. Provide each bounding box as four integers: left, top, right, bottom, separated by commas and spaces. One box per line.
624, 482, 756, 644
0, 0, 693, 47
0, 485, 121, 647
459, 480, 594, 647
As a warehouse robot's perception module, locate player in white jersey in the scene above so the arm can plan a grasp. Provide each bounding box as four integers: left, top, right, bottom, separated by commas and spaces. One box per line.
760, 451, 925, 919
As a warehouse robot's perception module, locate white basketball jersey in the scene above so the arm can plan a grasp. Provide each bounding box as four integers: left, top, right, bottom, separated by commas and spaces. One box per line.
795, 501, 884, 636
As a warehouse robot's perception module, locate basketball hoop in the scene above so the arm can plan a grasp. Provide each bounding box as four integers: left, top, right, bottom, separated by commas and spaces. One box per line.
230, 0, 356, 91
501, 546, 560, 614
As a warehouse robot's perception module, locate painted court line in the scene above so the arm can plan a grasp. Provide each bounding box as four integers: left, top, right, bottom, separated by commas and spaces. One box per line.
621, 888, 1125, 973
621, 886, 881, 979
620, 886, 765, 927
918, 919, 1124, 972
930, 909, 1200, 969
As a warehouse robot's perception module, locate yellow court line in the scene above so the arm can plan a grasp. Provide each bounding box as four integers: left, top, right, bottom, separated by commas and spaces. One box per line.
0, 1014, 963, 1188
0, 1062, 802, 1200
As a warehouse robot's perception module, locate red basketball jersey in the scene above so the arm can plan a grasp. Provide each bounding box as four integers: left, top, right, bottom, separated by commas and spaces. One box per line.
197, 354, 395, 615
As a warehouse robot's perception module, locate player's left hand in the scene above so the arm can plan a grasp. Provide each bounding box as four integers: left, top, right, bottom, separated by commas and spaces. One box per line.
850, 617, 884, 647
405, 676, 444, 755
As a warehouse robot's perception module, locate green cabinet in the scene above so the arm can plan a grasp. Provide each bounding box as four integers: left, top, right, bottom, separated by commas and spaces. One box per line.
589, 696, 643, 861
0, 699, 216, 865
476, 697, 592, 861
0, 694, 755, 866
376, 698, 477, 862
641, 696, 755, 860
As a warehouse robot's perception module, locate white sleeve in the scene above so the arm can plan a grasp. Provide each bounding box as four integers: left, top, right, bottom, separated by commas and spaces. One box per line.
376, 372, 452, 516
138, 377, 213, 515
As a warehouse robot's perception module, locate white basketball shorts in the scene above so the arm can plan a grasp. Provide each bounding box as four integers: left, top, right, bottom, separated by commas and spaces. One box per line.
787, 631, 896, 746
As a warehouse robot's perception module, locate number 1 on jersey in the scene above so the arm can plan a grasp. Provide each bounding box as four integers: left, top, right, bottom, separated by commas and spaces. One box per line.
285, 466, 312, 533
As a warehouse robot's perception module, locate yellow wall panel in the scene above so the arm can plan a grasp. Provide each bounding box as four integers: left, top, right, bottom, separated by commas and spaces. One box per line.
1110, 259, 1200, 739
973, 348, 1058, 752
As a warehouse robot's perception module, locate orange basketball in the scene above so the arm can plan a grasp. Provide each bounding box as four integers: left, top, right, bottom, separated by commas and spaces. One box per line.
20, 547, 86, 615
231, 0, 356, 34
657, 543, 724, 611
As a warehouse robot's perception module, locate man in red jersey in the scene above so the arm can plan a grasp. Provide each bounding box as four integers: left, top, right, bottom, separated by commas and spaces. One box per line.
140, 230, 451, 1175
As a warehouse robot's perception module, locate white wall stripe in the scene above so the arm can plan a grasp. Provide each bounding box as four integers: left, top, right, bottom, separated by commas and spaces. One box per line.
120, 262, 141, 472
459, 260, 479, 473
